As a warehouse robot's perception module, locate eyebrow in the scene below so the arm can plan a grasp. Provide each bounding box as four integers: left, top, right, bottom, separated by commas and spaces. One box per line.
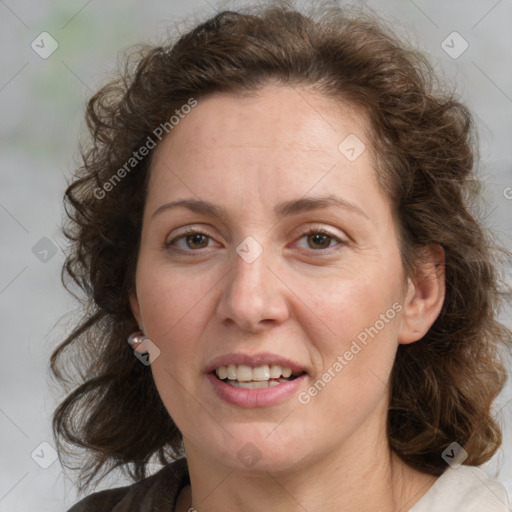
151, 195, 369, 221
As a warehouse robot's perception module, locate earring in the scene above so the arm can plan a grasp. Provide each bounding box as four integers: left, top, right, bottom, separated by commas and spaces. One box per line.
127, 330, 146, 349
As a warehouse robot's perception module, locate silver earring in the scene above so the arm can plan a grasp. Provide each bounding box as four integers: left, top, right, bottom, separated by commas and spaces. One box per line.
127, 330, 146, 348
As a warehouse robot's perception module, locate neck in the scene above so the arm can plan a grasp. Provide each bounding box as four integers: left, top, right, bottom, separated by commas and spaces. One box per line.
179, 431, 437, 512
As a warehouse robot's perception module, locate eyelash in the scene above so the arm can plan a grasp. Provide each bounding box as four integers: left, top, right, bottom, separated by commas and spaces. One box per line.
164, 226, 346, 255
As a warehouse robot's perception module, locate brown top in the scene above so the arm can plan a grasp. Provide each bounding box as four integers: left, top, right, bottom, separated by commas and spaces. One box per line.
67, 458, 190, 512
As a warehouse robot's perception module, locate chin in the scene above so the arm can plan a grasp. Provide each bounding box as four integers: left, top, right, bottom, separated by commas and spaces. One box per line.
206, 429, 310, 474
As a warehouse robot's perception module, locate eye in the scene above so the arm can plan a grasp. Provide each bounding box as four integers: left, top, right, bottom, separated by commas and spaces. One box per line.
165, 228, 219, 252
294, 227, 346, 252
164, 226, 345, 255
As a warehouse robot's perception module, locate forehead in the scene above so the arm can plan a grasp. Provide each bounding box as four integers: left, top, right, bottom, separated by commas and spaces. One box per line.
157, 85, 369, 154
146, 85, 383, 217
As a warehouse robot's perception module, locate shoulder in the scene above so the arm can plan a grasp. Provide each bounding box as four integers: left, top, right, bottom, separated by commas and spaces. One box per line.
66, 458, 189, 512
411, 465, 510, 512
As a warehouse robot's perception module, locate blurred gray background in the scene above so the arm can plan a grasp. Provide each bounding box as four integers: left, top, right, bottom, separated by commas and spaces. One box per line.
0, 0, 511, 510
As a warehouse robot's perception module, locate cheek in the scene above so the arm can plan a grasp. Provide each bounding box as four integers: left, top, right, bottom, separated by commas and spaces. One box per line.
296, 267, 402, 346
134, 262, 216, 427
292, 261, 403, 406
135, 260, 218, 355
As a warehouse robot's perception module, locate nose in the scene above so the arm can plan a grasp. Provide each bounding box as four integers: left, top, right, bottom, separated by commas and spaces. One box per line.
215, 245, 290, 333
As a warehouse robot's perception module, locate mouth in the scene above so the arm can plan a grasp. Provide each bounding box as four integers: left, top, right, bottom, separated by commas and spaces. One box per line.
212, 364, 305, 389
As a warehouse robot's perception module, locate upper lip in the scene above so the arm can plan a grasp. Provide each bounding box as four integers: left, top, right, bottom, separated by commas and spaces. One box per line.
204, 352, 307, 375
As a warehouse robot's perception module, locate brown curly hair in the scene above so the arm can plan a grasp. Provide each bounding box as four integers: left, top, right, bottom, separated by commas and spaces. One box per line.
51, 2, 511, 491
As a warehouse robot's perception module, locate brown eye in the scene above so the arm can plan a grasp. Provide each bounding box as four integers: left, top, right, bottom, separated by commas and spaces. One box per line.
306, 232, 333, 249
293, 227, 346, 255
165, 229, 217, 252
184, 233, 210, 249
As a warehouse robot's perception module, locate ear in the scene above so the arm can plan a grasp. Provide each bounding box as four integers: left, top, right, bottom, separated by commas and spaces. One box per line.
129, 291, 143, 331
398, 245, 445, 345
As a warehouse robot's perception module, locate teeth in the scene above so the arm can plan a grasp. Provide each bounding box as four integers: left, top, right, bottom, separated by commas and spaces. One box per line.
227, 364, 236, 380
214, 364, 297, 382
236, 365, 252, 382
216, 366, 228, 380
252, 365, 270, 380
269, 365, 282, 378
225, 378, 290, 389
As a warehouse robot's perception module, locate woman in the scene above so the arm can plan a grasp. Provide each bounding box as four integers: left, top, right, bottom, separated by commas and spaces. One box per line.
52, 3, 511, 511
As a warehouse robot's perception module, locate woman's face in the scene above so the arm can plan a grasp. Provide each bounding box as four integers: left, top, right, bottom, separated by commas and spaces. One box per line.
131, 85, 414, 472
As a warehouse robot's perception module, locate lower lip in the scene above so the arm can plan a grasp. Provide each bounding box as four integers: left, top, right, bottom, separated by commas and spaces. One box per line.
207, 373, 307, 408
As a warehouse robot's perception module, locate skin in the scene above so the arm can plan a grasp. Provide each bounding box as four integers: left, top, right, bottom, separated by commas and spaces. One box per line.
130, 84, 445, 512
